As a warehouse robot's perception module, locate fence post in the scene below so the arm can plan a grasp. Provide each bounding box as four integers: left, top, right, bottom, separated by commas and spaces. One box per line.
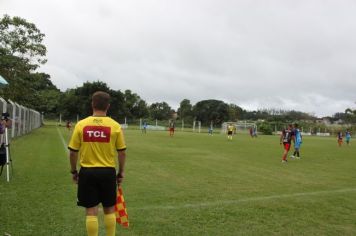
8, 100, 16, 138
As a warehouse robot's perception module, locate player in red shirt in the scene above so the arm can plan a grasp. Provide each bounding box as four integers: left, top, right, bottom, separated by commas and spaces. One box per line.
337, 131, 343, 147
169, 121, 175, 137
280, 124, 295, 163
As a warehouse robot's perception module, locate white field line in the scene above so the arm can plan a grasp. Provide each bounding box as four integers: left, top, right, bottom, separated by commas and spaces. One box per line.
57, 127, 69, 154
131, 187, 356, 211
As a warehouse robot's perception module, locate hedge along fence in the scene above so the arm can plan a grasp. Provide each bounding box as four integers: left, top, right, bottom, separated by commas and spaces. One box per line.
257, 121, 356, 136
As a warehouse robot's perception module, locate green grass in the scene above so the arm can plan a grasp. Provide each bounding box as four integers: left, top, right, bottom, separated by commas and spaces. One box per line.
1, 125, 356, 235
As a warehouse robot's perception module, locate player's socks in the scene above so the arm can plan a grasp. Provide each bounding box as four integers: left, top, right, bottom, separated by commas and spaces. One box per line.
86, 216, 98, 236
104, 213, 116, 236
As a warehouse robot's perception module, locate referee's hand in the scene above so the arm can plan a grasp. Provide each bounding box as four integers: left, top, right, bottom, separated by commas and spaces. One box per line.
117, 172, 124, 186
71, 170, 79, 184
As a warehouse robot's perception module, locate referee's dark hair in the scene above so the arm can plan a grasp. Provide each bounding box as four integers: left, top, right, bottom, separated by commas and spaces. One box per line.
92, 91, 110, 111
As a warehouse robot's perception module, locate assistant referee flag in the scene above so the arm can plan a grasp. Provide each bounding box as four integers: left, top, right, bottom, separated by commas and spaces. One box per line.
115, 186, 129, 227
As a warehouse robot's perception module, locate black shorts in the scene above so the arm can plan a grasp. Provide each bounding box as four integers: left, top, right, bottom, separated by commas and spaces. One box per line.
228, 131, 233, 135
77, 167, 116, 208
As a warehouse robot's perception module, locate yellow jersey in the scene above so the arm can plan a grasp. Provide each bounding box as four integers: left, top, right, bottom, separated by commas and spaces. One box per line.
68, 116, 126, 168
228, 125, 234, 132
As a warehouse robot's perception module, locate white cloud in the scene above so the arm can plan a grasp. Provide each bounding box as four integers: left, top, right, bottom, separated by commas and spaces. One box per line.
2, 0, 356, 117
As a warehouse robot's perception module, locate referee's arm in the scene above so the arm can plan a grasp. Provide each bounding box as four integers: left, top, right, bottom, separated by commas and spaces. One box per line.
69, 150, 79, 172
69, 149, 79, 184
117, 149, 126, 185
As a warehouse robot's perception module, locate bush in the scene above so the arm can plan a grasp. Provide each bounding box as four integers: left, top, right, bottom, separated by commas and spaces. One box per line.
258, 123, 273, 135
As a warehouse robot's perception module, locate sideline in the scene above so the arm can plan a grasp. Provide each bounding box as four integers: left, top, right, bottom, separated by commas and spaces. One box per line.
131, 187, 356, 211
57, 127, 69, 154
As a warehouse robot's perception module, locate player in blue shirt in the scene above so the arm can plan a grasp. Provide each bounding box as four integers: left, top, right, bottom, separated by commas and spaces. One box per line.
291, 123, 302, 159
142, 121, 147, 134
345, 130, 351, 145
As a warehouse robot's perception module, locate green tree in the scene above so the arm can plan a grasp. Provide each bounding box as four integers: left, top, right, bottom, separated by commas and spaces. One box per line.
0, 14, 46, 66
58, 89, 81, 120
149, 102, 171, 120
122, 90, 148, 119
26, 72, 61, 114
0, 14, 62, 116
193, 99, 229, 125
109, 90, 125, 119
228, 103, 243, 121
177, 99, 193, 121
258, 122, 273, 135
37, 89, 61, 116
59, 81, 111, 120
58, 81, 131, 121
0, 14, 47, 95
134, 100, 149, 118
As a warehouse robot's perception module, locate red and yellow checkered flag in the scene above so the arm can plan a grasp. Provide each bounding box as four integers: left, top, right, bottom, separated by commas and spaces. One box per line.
115, 186, 129, 227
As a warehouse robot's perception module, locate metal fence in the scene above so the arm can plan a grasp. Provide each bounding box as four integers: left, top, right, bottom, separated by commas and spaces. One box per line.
0, 97, 42, 140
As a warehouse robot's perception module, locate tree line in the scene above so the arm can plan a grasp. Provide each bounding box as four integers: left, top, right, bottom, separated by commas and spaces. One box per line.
1, 15, 355, 126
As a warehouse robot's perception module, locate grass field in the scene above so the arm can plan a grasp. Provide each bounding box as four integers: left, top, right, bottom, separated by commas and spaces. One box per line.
1, 124, 356, 235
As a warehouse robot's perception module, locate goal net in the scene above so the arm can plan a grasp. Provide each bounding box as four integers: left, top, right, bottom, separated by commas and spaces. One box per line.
221, 121, 257, 134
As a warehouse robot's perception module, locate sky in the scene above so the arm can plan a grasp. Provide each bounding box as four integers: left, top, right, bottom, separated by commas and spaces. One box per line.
2, 0, 356, 117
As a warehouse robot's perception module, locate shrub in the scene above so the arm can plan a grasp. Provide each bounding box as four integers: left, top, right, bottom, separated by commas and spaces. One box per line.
258, 123, 273, 135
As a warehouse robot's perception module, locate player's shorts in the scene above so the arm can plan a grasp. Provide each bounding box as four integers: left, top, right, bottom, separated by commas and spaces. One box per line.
346, 137, 350, 143
283, 143, 291, 151
294, 142, 302, 149
228, 131, 233, 135
338, 139, 343, 144
77, 167, 116, 208
169, 127, 174, 132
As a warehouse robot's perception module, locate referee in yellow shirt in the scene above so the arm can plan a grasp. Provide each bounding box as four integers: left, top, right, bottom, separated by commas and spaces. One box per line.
68, 91, 127, 236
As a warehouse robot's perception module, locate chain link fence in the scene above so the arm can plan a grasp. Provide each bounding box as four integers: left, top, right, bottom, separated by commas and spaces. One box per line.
0, 97, 42, 140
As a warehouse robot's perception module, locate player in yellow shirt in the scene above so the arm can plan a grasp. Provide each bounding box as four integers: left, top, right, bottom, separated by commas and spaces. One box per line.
68, 91, 127, 236
227, 124, 234, 140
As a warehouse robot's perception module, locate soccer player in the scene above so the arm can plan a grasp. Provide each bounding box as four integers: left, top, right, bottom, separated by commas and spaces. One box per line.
66, 120, 72, 131
252, 126, 258, 138
169, 121, 175, 137
337, 130, 343, 147
280, 124, 294, 163
291, 123, 302, 159
227, 124, 234, 140
68, 91, 127, 236
142, 121, 147, 134
345, 130, 351, 145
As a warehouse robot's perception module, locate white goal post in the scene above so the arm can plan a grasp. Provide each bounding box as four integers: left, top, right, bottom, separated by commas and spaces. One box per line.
221, 121, 257, 134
